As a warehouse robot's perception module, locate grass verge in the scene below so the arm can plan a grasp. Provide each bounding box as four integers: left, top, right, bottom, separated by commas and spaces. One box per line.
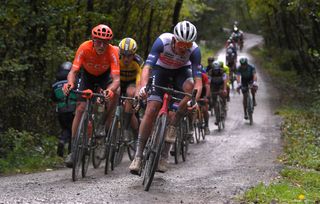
240, 46, 320, 203
0, 128, 63, 175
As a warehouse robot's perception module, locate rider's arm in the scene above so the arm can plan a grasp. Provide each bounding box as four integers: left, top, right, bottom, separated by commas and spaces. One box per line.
222, 74, 227, 90
190, 47, 203, 100
108, 46, 121, 93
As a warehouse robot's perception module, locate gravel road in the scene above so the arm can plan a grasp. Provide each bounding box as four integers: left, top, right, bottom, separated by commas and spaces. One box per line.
0, 33, 282, 204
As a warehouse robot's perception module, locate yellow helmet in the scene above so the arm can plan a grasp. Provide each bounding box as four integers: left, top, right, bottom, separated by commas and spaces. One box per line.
119, 38, 137, 55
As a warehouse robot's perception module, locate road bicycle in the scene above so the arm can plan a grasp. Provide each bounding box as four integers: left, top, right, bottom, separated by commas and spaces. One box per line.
212, 91, 226, 131
241, 85, 254, 125
105, 96, 138, 173
70, 89, 105, 181
140, 84, 196, 191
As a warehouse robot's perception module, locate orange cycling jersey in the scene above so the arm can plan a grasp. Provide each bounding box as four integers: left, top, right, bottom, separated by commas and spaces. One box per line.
72, 40, 120, 76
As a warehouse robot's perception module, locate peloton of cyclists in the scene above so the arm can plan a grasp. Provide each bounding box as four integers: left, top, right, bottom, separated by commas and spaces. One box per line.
209, 61, 228, 126
129, 20, 202, 174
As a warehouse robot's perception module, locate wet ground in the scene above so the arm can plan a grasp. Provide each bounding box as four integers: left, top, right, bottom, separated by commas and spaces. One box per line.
0, 33, 282, 204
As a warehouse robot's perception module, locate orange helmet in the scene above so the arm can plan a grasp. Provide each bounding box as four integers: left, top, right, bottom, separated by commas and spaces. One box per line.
91, 24, 113, 40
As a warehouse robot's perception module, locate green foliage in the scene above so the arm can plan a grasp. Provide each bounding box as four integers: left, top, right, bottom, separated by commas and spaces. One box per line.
0, 129, 61, 174
242, 168, 320, 203
242, 43, 320, 204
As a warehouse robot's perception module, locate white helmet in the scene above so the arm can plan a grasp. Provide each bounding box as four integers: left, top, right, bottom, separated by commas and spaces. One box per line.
173, 21, 197, 42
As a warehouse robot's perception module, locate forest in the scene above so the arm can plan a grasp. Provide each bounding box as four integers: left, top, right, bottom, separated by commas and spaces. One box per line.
0, 0, 319, 164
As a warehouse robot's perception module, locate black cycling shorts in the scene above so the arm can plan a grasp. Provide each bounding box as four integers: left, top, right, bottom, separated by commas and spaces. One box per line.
148, 65, 193, 103
77, 69, 112, 101
120, 80, 136, 96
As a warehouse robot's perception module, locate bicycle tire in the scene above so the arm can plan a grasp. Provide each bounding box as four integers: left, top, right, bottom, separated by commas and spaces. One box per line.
181, 118, 189, 162
105, 116, 117, 173
104, 119, 115, 174
114, 129, 126, 167
143, 115, 167, 191
217, 97, 223, 131
248, 94, 253, 125
82, 119, 93, 178
110, 120, 120, 171
72, 113, 87, 181
127, 137, 136, 161
174, 124, 182, 164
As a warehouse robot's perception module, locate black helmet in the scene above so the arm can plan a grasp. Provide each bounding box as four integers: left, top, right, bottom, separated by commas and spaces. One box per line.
208, 56, 215, 63
56, 61, 72, 80
239, 57, 248, 65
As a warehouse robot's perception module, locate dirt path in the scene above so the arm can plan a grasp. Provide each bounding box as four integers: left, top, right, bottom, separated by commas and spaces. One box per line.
0, 33, 282, 204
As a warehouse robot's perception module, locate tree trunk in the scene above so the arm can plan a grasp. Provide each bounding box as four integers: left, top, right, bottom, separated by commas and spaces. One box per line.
171, 0, 183, 31
86, 0, 94, 38
144, 1, 155, 58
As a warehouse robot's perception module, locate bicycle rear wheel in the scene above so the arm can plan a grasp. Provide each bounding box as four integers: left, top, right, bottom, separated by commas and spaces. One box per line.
143, 115, 167, 191
72, 113, 87, 181
127, 138, 136, 161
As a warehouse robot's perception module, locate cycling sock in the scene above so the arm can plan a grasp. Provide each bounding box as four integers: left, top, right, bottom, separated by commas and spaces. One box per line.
135, 134, 147, 158
123, 112, 132, 130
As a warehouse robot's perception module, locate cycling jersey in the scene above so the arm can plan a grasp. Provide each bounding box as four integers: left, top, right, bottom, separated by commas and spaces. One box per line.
120, 54, 143, 84
145, 33, 202, 78
237, 64, 256, 86
72, 40, 120, 76
52, 80, 77, 112
201, 73, 209, 98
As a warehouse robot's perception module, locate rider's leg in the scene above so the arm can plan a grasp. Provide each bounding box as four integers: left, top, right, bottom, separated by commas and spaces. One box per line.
129, 100, 162, 174
65, 101, 85, 166
251, 88, 257, 106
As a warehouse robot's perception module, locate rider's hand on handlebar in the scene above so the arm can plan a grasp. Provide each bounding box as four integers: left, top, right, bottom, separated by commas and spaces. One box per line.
139, 86, 147, 99
63, 82, 74, 95
103, 89, 114, 101
236, 84, 241, 94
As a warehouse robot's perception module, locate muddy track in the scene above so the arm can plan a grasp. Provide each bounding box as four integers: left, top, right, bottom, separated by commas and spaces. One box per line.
0, 33, 282, 204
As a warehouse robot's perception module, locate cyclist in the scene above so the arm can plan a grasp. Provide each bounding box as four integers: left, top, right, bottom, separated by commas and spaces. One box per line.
51, 61, 76, 157
236, 57, 258, 120
230, 26, 244, 50
218, 61, 231, 102
129, 20, 202, 174
209, 61, 227, 126
199, 66, 211, 135
118, 37, 144, 141
205, 56, 215, 75
63, 24, 120, 167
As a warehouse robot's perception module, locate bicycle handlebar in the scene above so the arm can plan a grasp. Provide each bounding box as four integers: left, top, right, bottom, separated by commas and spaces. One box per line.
71, 89, 105, 99
151, 84, 192, 98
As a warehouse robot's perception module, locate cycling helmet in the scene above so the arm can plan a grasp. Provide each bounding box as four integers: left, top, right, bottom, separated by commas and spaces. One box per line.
173, 21, 197, 42
119, 38, 137, 55
56, 61, 72, 80
208, 56, 215, 62
213, 61, 221, 70
91, 24, 113, 40
240, 57, 248, 65
233, 26, 239, 32
218, 61, 224, 67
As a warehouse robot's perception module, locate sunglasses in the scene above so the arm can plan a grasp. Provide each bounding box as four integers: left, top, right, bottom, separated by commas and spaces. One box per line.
175, 41, 193, 49
93, 39, 109, 47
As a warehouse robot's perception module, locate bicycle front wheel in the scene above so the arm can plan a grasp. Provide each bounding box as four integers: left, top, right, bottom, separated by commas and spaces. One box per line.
82, 120, 93, 178
247, 94, 253, 125
143, 115, 167, 191
72, 113, 88, 181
